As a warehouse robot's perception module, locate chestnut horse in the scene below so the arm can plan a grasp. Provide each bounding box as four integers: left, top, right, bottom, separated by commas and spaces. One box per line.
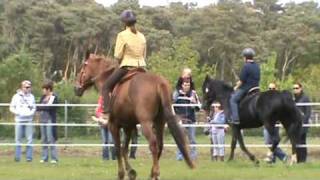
74, 55, 194, 180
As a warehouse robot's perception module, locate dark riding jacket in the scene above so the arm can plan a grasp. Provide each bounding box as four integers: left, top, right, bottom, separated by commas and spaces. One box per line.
294, 92, 311, 133
239, 60, 260, 91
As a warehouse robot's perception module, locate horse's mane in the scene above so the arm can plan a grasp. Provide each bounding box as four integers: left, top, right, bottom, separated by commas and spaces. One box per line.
89, 53, 119, 68
208, 78, 233, 94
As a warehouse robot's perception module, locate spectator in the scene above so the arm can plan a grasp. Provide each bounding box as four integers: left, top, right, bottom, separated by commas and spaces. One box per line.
9, 80, 36, 162
175, 67, 195, 91
208, 101, 226, 161
93, 96, 115, 160
173, 81, 200, 160
37, 81, 59, 164
293, 82, 311, 163
263, 82, 287, 163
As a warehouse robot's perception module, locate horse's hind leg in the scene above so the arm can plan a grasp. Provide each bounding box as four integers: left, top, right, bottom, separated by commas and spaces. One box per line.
236, 127, 259, 165
123, 127, 137, 180
140, 121, 160, 180
154, 119, 165, 159
109, 123, 125, 180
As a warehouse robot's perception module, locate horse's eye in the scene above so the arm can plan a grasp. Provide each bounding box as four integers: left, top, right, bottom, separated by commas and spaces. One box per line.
205, 87, 209, 93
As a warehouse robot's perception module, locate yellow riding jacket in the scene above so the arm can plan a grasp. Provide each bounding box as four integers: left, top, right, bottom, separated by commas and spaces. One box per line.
114, 27, 146, 67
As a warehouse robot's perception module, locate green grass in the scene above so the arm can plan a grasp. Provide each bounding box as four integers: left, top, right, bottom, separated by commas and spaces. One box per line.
1, 135, 320, 180
1, 156, 320, 180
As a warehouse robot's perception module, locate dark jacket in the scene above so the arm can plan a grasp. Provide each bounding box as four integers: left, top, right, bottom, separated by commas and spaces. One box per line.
37, 93, 59, 140
173, 90, 199, 123
239, 61, 260, 91
294, 92, 311, 133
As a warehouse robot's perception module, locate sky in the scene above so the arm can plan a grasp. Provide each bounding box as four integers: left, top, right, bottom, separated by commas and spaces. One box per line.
95, 0, 320, 7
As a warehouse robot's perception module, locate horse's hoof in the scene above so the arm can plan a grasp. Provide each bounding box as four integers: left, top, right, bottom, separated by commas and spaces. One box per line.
227, 158, 234, 162
150, 176, 160, 180
128, 169, 137, 180
254, 159, 260, 167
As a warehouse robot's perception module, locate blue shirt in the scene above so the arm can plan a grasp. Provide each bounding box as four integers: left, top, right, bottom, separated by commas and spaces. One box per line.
239, 61, 260, 91
210, 111, 226, 124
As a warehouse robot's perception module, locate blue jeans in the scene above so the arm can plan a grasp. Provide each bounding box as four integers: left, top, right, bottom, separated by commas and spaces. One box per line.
40, 120, 58, 161
263, 127, 287, 162
101, 127, 115, 160
15, 121, 33, 161
229, 88, 246, 123
177, 124, 197, 160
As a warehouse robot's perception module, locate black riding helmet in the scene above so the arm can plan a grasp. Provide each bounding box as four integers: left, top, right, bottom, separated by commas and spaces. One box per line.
242, 48, 255, 59
120, 9, 136, 25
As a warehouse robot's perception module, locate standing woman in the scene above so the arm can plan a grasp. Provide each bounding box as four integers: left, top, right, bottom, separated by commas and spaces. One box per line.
103, 9, 147, 113
37, 81, 59, 164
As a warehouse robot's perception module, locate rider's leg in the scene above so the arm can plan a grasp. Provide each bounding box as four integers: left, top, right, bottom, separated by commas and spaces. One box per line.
103, 67, 128, 113
229, 89, 246, 124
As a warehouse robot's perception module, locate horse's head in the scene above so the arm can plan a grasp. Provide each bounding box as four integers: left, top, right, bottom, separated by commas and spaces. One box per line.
201, 75, 233, 112
74, 54, 116, 96
202, 75, 216, 111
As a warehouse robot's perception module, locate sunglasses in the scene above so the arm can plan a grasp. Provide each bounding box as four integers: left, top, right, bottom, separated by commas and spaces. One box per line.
293, 87, 300, 90
24, 86, 31, 89
269, 88, 276, 90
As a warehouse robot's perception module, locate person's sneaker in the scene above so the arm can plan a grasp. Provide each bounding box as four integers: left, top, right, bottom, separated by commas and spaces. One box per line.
26, 159, 32, 162
282, 155, 288, 163
50, 160, 58, 164
40, 160, 46, 163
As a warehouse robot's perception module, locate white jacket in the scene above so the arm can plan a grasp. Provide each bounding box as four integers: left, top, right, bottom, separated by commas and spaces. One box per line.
9, 90, 36, 122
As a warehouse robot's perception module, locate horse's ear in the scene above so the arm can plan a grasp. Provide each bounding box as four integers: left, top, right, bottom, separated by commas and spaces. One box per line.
205, 74, 211, 82
85, 50, 91, 61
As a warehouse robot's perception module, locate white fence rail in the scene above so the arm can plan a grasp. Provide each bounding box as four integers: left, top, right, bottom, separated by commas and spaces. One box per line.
0, 102, 319, 148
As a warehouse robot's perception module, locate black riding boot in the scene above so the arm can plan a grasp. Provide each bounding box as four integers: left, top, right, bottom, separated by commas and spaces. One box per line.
103, 68, 128, 113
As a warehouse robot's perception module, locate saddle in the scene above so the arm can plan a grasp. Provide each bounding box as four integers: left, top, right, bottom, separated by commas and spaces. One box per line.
109, 67, 146, 107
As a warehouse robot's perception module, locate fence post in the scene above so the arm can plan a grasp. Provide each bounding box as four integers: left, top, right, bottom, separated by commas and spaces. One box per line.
64, 100, 68, 139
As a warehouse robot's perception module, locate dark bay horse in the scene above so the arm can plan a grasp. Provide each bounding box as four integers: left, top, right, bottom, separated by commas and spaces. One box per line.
202, 76, 302, 165
74, 55, 194, 180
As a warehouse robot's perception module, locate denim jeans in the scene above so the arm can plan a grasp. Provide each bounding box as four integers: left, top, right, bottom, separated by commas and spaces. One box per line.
101, 127, 115, 160
177, 124, 197, 160
40, 120, 58, 161
229, 88, 246, 123
263, 127, 287, 162
15, 121, 33, 161
211, 128, 225, 156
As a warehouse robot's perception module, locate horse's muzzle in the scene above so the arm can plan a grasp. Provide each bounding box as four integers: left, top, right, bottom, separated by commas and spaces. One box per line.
74, 86, 84, 97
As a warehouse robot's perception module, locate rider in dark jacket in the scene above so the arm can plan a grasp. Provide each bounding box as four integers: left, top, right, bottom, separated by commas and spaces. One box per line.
229, 48, 260, 124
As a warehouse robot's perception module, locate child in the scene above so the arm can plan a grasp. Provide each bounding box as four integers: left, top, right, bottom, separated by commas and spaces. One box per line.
209, 101, 226, 161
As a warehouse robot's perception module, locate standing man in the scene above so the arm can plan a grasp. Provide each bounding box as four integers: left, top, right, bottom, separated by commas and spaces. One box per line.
293, 82, 311, 163
229, 48, 260, 125
263, 82, 287, 163
9, 80, 36, 162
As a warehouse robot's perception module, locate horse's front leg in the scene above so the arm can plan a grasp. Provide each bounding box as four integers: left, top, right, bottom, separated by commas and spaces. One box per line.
109, 123, 125, 180
236, 126, 259, 166
228, 125, 237, 161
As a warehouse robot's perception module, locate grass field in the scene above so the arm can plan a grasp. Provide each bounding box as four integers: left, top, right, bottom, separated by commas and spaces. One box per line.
1, 135, 320, 180
1, 156, 320, 180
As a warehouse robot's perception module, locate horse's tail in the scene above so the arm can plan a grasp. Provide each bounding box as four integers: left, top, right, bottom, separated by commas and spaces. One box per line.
158, 81, 195, 169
